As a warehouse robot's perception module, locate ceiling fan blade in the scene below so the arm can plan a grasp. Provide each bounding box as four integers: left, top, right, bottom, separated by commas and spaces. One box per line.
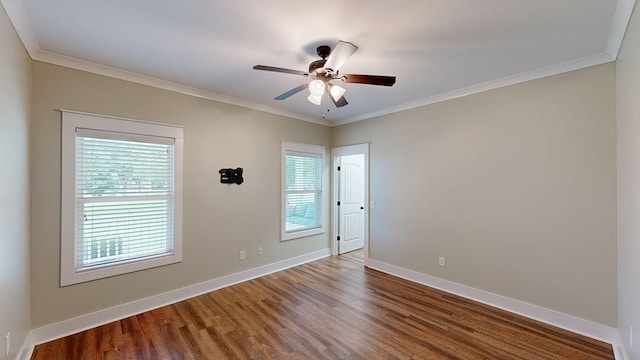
323, 41, 358, 73
253, 65, 308, 76
342, 74, 396, 86
331, 94, 348, 108
274, 83, 308, 100
327, 84, 347, 107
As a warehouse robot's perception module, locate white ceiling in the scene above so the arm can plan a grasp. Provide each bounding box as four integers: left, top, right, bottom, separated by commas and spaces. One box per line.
2, 0, 635, 126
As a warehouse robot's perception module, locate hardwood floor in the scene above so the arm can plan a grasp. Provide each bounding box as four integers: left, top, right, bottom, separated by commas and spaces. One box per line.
32, 250, 614, 359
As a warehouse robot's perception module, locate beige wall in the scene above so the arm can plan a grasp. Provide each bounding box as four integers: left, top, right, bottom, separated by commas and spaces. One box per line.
617, 2, 640, 357
333, 63, 617, 326
30, 61, 331, 327
0, 4, 31, 359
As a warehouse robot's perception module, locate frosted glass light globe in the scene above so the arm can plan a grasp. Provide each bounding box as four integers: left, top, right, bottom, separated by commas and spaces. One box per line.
308, 80, 325, 97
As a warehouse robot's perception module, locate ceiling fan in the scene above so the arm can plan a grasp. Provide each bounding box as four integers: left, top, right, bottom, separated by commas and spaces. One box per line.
253, 41, 396, 108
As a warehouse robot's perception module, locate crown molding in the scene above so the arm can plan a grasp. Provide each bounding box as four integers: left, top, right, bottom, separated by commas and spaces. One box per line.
2, 0, 636, 127
33, 50, 326, 126
1, 0, 327, 125
333, 52, 615, 126
1, 0, 39, 57
335, 0, 636, 126
607, 0, 637, 59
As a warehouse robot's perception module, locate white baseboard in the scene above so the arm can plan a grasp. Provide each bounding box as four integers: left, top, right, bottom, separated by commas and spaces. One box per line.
611, 330, 630, 360
18, 250, 627, 360
25, 248, 330, 353
366, 259, 621, 352
613, 344, 629, 360
16, 331, 33, 360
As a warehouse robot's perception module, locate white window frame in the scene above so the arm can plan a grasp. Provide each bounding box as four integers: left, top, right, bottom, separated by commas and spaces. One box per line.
61, 110, 183, 286
281, 141, 327, 241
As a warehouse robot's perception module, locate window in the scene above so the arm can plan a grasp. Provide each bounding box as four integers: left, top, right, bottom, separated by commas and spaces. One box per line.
281, 142, 326, 241
61, 111, 183, 286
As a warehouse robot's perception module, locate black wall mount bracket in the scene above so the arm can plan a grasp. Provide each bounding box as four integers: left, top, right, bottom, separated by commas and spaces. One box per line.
219, 167, 243, 185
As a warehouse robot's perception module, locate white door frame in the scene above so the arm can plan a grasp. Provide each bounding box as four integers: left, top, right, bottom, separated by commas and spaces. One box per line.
331, 144, 369, 262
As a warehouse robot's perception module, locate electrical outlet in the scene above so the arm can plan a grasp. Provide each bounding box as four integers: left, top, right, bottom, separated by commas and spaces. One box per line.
257, 246, 263, 256
239, 251, 246, 260
438, 256, 446, 267
5, 332, 10, 356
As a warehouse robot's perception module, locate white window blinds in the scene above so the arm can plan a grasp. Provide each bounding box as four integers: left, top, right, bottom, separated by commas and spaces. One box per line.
75, 129, 175, 271
281, 142, 326, 241
61, 110, 183, 286
285, 151, 322, 233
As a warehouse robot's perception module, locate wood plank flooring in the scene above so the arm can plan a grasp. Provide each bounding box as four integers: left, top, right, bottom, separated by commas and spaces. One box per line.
32, 250, 614, 359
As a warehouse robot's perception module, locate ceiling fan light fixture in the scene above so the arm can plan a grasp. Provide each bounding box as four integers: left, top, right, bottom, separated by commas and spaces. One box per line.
308, 79, 325, 97
253, 40, 395, 109
329, 84, 346, 101
307, 93, 322, 105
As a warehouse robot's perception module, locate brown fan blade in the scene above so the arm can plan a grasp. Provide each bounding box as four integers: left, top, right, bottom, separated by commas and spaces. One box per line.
342, 74, 396, 86
323, 41, 358, 73
274, 83, 308, 100
253, 65, 308, 77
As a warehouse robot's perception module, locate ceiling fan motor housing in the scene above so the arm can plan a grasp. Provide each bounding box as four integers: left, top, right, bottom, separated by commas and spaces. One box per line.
308, 45, 332, 75
308, 59, 327, 75
316, 45, 331, 59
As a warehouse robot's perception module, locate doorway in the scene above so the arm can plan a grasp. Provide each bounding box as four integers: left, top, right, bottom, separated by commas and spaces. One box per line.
332, 144, 369, 261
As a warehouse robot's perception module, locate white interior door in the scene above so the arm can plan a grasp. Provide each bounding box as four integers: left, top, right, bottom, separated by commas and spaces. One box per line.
337, 154, 365, 254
